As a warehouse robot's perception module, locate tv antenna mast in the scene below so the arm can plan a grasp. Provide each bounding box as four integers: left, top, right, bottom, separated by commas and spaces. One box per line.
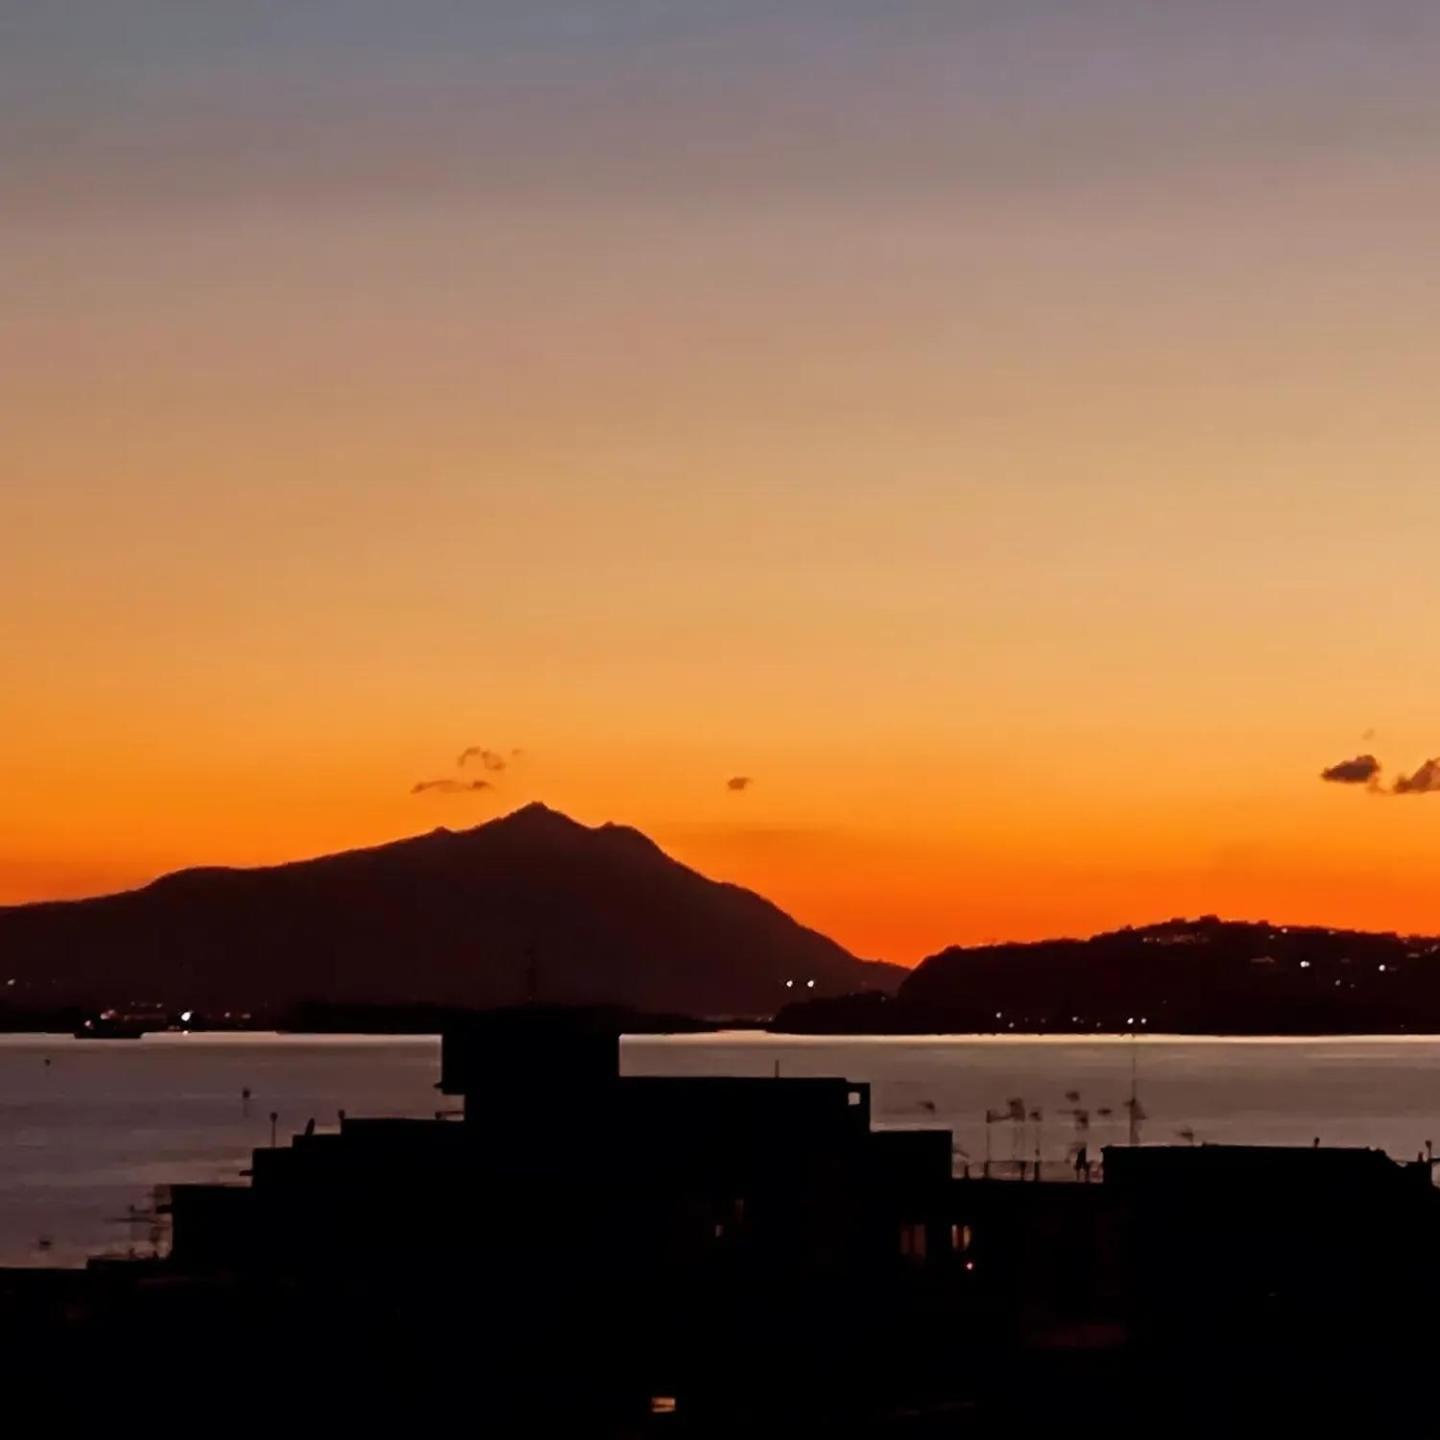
1126, 1033, 1145, 1146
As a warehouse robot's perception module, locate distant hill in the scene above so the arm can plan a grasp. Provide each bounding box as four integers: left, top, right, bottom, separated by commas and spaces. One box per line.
0, 804, 898, 1020
774, 916, 1440, 1035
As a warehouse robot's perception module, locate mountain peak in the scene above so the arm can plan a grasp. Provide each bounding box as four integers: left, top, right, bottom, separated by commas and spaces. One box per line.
0, 807, 898, 1017
487, 801, 583, 833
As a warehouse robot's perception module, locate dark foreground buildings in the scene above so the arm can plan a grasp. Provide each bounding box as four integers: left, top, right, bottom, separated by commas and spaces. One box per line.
4, 1009, 1440, 1432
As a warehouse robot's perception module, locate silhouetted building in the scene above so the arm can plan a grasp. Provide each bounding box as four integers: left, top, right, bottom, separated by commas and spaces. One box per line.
9, 1012, 1440, 1429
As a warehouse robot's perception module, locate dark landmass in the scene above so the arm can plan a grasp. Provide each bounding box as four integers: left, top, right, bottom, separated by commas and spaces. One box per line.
0, 803, 897, 1022
773, 915, 1440, 1035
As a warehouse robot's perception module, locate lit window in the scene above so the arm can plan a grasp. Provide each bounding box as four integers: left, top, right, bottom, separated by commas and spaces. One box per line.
900, 1221, 928, 1262
651, 1397, 677, 1415
950, 1222, 973, 1254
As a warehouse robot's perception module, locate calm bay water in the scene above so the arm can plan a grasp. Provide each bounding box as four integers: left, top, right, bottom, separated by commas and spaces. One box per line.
5, 1030, 1440, 1267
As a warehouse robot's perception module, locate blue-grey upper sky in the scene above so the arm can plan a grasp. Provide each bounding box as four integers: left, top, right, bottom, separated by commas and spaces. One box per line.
8, 2, 1440, 216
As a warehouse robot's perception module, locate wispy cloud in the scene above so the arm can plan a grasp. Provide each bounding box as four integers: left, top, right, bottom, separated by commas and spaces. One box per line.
457, 746, 509, 772
1320, 754, 1382, 786
1394, 758, 1440, 795
1319, 750, 1440, 796
411, 778, 495, 796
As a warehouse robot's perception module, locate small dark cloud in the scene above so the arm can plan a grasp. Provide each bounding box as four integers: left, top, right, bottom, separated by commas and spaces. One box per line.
726, 776, 754, 792
1320, 754, 1381, 786
412, 779, 495, 796
1394, 758, 1440, 795
457, 746, 508, 772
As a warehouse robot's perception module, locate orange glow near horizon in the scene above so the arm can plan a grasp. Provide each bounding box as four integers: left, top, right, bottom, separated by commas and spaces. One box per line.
8, 751, 1440, 965
6, 5, 1440, 963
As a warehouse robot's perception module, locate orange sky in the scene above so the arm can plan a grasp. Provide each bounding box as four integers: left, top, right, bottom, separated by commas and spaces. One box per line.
6, 5, 1440, 963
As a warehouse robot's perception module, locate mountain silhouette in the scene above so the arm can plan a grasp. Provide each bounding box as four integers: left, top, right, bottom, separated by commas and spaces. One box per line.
774, 915, 1440, 1035
0, 804, 896, 1019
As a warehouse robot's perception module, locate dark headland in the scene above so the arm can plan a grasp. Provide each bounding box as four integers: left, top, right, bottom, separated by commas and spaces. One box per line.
778, 914, 1440, 1035
5, 808, 1440, 1034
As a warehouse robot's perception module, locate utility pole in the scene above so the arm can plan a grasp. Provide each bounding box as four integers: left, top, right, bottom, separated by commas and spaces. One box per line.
1127, 1036, 1141, 1147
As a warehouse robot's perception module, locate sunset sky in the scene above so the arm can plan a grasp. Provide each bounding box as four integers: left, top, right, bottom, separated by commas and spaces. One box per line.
6, 2, 1440, 962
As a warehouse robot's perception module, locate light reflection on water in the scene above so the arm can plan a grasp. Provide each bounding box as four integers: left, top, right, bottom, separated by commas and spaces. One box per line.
625, 1032, 1440, 1179
0, 1033, 443, 1268
5, 1030, 1440, 1266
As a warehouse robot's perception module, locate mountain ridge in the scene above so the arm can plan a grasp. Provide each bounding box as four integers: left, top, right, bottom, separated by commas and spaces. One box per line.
0, 804, 898, 1018
774, 914, 1440, 1035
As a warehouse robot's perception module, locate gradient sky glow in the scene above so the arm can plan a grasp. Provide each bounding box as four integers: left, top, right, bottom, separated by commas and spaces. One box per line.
6, 2, 1440, 961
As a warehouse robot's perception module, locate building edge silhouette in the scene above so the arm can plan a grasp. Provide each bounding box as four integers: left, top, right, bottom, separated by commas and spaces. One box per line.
3, 1005, 1438, 1430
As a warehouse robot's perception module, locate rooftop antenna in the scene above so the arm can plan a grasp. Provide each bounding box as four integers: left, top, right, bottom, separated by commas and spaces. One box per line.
1126, 1034, 1144, 1147
1062, 1091, 1090, 1179
524, 942, 540, 1006
1007, 1097, 1026, 1177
